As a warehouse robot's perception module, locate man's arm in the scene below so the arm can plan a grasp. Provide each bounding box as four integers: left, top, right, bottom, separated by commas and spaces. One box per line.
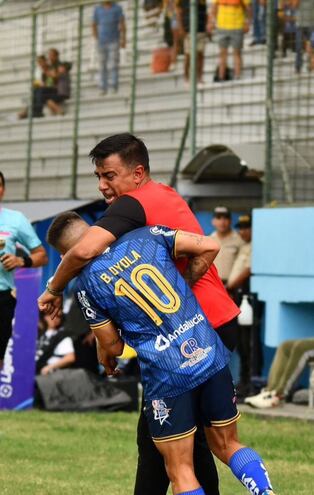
174, 231, 220, 287
38, 226, 116, 316
92, 322, 124, 376
1, 245, 48, 271
120, 17, 126, 48
226, 267, 251, 291
92, 22, 98, 39
40, 352, 76, 376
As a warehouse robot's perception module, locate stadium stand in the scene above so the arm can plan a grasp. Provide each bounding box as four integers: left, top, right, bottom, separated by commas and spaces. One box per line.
0, 0, 313, 202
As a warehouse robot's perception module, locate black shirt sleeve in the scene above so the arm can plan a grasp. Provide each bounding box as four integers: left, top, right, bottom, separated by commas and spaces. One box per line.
95, 195, 146, 239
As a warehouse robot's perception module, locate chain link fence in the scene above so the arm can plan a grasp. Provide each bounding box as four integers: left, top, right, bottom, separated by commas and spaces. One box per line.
0, 0, 313, 205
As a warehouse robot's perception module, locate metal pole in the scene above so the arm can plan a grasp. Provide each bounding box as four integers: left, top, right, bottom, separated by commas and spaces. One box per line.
170, 112, 190, 188
129, 0, 139, 134
264, 0, 275, 205
189, 0, 197, 158
71, 4, 84, 199
25, 12, 37, 200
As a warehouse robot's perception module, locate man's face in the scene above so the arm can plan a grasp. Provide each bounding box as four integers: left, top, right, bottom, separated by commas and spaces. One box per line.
212, 215, 232, 234
0, 178, 5, 202
94, 154, 142, 205
48, 50, 58, 64
239, 227, 252, 243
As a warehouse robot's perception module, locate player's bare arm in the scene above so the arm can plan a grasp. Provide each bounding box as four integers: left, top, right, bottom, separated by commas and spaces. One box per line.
92, 321, 124, 376
38, 226, 116, 315
175, 231, 220, 287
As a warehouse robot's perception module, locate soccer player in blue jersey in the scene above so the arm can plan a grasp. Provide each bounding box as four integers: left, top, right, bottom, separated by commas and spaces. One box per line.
45, 211, 276, 495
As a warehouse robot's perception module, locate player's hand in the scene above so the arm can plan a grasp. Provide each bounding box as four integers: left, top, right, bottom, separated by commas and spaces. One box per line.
38, 290, 63, 319
0, 254, 23, 271
40, 365, 54, 375
97, 344, 119, 377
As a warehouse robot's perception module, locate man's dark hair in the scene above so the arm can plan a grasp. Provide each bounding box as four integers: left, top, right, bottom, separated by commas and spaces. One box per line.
0, 171, 5, 188
47, 211, 82, 248
89, 133, 150, 171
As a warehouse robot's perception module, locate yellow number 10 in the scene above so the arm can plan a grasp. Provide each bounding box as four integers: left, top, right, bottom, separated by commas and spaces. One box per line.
114, 263, 181, 326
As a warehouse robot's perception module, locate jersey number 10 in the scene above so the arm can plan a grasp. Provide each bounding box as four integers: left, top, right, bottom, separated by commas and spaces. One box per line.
114, 263, 181, 326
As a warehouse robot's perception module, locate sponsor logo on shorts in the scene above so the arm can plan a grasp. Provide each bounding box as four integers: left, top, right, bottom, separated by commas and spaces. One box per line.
150, 227, 176, 237
77, 290, 97, 320
0, 384, 13, 398
180, 338, 212, 368
154, 313, 205, 351
241, 463, 272, 495
152, 399, 171, 425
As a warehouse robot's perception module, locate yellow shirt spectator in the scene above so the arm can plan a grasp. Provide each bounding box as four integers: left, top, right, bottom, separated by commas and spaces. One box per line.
212, 0, 251, 30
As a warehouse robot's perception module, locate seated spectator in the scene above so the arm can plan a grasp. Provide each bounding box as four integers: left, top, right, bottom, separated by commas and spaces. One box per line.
244, 337, 314, 408
35, 311, 75, 375
18, 48, 63, 119
209, 0, 252, 81
46, 62, 71, 115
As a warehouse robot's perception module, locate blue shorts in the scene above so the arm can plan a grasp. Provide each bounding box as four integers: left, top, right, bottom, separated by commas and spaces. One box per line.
144, 366, 240, 443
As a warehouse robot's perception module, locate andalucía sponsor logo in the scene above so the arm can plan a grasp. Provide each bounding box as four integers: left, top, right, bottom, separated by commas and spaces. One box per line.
154, 313, 205, 351
180, 338, 212, 369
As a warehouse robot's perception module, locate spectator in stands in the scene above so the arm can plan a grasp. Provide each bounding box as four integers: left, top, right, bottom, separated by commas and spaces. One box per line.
281, 0, 297, 57
45, 62, 71, 115
176, 0, 208, 86
293, 0, 314, 72
92, 1, 126, 94
163, 0, 181, 65
251, 0, 266, 45
35, 311, 75, 376
226, 214, 263, 398
244, 337, 314, 408
210, 206, 244, 285
18, 48, 63, 119
209, 0, 252, 81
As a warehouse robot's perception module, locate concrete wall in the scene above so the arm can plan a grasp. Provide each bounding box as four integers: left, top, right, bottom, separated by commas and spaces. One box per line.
251, 207, 314, 347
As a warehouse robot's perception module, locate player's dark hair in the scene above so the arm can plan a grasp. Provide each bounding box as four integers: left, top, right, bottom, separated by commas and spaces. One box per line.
0, 171, 5, 188
47, 211, 82, 248
89, 133, 150, 172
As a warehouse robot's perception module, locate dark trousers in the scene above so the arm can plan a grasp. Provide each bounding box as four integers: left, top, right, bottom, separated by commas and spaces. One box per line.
0, 291, 17, 359
133, 318, 238, 495
33, 87, 57, 117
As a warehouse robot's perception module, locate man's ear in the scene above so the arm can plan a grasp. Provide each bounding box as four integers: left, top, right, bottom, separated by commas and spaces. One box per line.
133, 164, 146, 183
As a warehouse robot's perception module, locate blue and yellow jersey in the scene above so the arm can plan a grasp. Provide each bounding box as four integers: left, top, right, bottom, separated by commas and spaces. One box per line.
75, 226, 230, 400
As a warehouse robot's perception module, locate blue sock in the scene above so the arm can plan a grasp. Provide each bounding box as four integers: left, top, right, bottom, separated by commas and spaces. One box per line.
229, 447, 273, 494
178, 489, 205, 495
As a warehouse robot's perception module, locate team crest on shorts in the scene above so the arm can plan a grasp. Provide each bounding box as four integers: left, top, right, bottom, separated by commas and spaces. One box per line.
180, 338, 212, 368
152, 399, 171, 425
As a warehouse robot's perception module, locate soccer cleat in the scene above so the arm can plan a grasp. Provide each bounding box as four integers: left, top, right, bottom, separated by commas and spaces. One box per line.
244, 390, 280, 409
262, 490, 276, 495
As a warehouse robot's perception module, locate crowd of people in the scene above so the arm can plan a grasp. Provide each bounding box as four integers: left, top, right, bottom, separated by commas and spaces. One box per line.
162, 0, 314, 82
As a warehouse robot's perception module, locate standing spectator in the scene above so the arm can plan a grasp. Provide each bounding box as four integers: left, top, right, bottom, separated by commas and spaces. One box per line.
210, 206, 244, 284
163, 0, 181, 65
292, 0, 314, 73
209, 0, 252, 80
0, 171, 48, 369
227, 214, 263, 397
176, 0, 208, 85
281, 0, 296, 57
251, 0, 266, 45
92, 1, 126, 94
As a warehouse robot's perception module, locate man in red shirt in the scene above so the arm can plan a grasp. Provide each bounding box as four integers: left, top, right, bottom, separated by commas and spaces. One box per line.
38, 133, 240, 495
